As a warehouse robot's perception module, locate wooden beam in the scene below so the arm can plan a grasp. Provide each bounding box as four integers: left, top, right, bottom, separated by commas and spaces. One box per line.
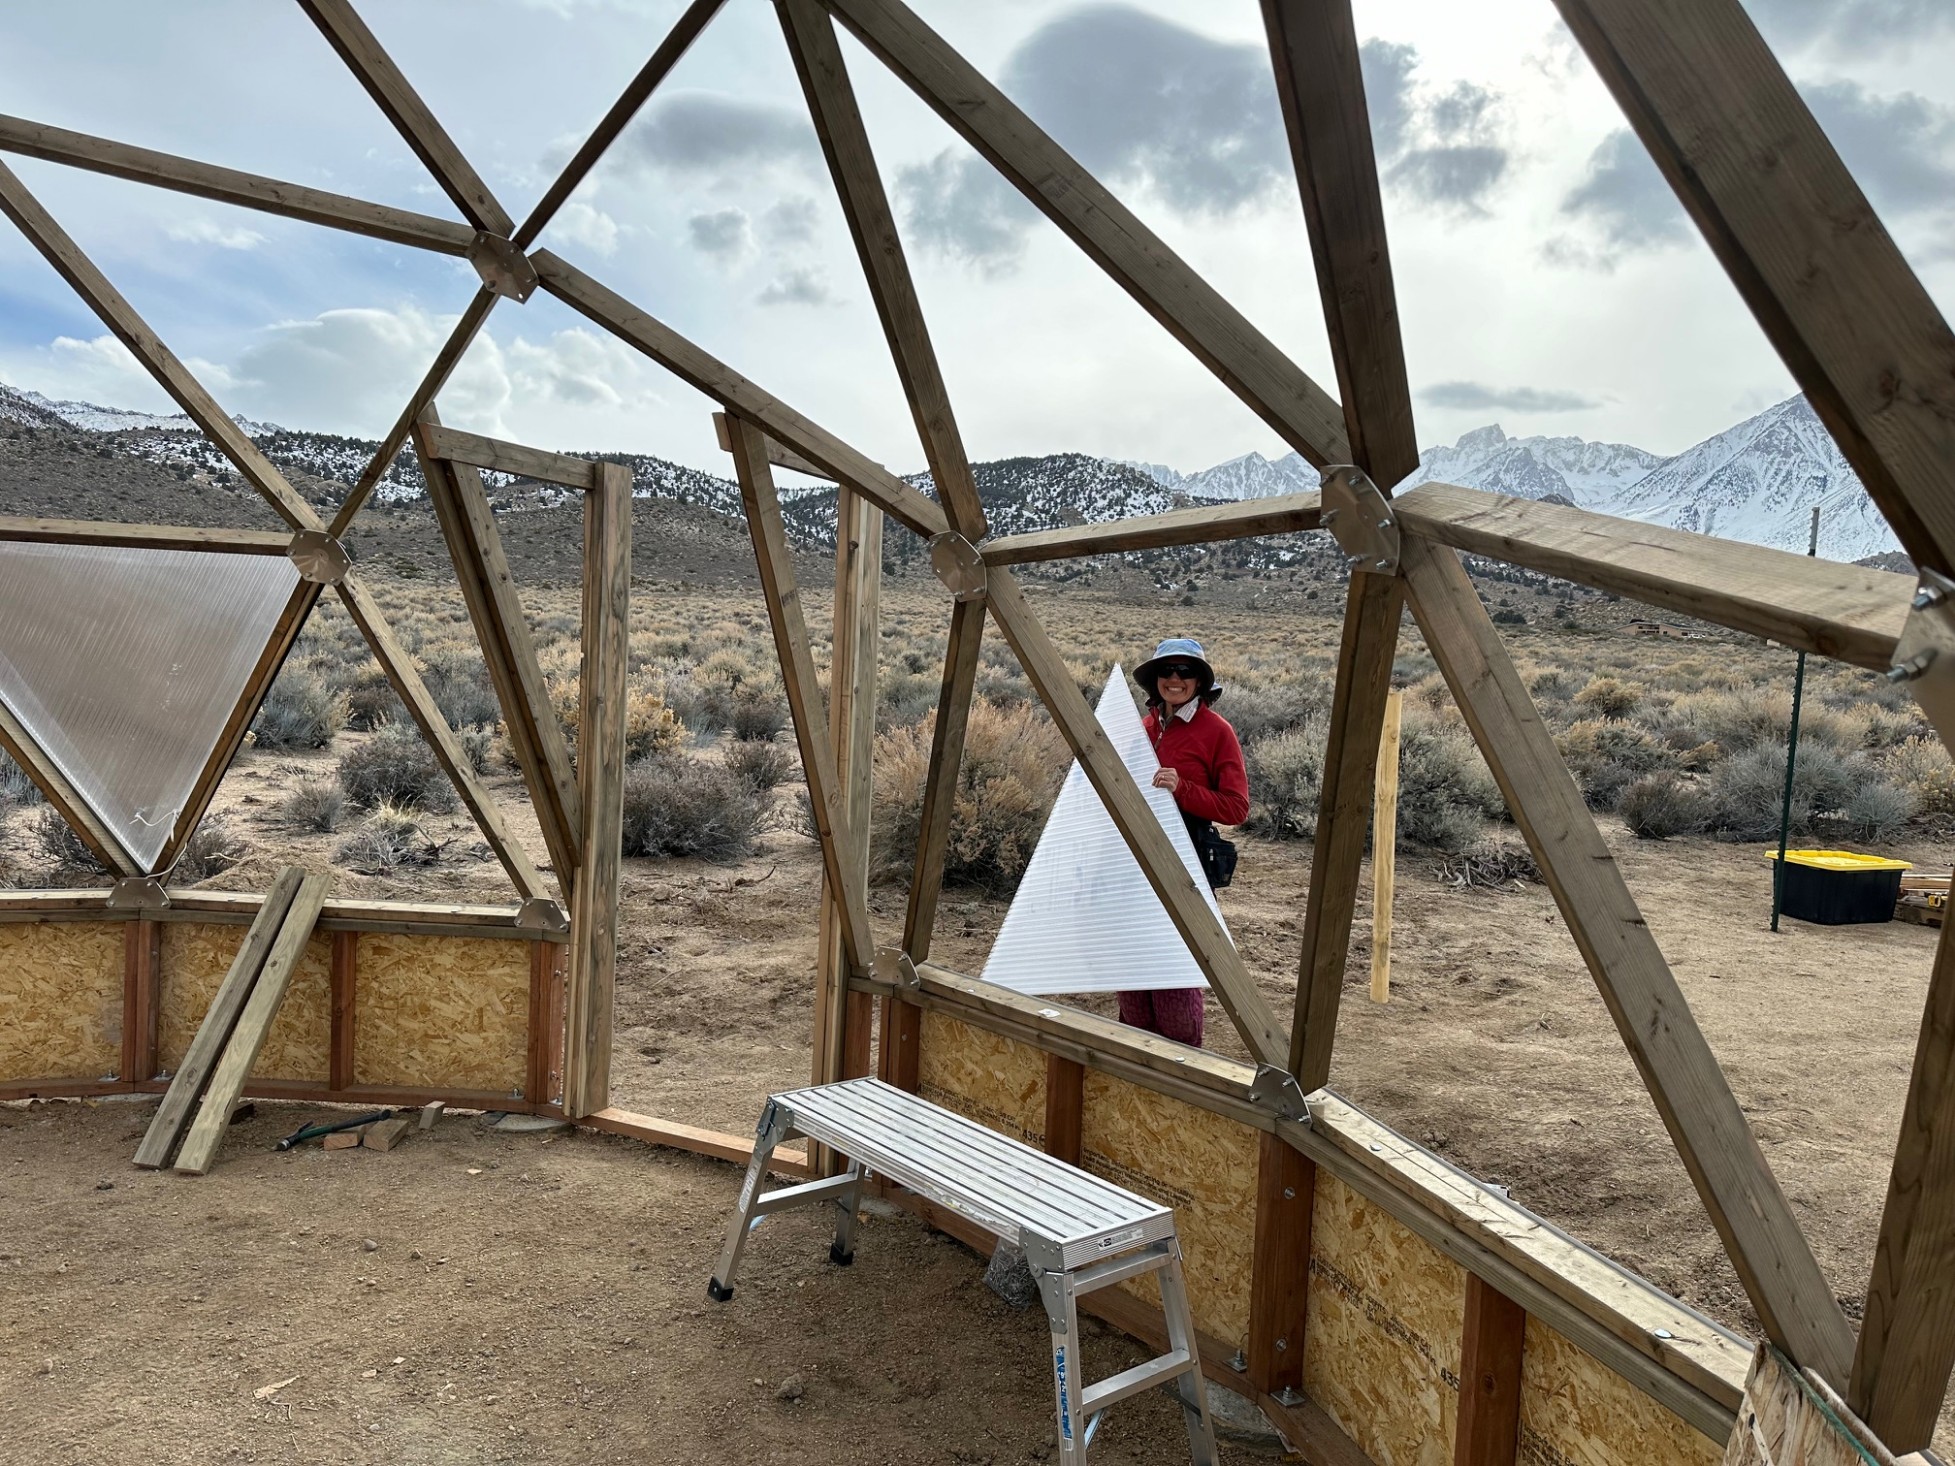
330, 286, 499, 537
153, 579, 323, 876
1552, 0, 1955, 577
579, 1107, 812, 1178
329, 930, 357, 1092
1044, 1053, 1084, 1167
0, 693, 139, 875
1395, 483, 1913, 672
901, 596, 985, 959
336, 572, 548, 901
296, 0, 513, 236
781, 0, 985, 540
1850, 916, 1955, 1450
133, 867, 304, 1169
982, 490, 1323, 566
0, 160, 323, 534
726, 416, 878, 979
819, 0, 1349, 468
417, 421, 598, 491
536, 252, 950, 540
562, 462, 633, 1120
0, 113, 476, 255
1247, 1129, 1314, 1398
1399, 529, 1855, 1385
0, 517, 292, 554
416, 414, 582, 886
983, 568, 1290, 1067
1456, 1275, 1526, 1466
121, 918, 161, 1085
1370, 688, 1403, 1006
712, 412, 831, 480
514, 0, 727, 248
174, 872, 334, 1175
527, 940, 565, 1106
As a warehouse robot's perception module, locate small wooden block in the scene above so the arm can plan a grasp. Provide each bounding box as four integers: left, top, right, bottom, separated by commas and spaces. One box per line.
323, 1127, 369, 1150
418, 1101, 445, 1132
363, 1118, 412, 1153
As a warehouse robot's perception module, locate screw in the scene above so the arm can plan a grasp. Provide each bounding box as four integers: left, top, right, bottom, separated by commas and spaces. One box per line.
1375, 558, 1392, 570
1227, 1349, 1248, 1373
1321, 509, 1340, 526
1887, 649, 1938, 683
1282, 1187, 1295, 1200
1915, 584, 1946, 611
1345, 553, 1366, 567
1376, 518, 1392, 531
1275, 1337, 1288, 1352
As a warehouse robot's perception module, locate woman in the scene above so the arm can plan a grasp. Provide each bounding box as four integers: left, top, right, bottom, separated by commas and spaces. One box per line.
1118, 637, 1248, 1049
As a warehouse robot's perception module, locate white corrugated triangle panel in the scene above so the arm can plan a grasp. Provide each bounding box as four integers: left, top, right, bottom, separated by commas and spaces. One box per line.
982, 665, 1227, 996
0, 541, 300, 871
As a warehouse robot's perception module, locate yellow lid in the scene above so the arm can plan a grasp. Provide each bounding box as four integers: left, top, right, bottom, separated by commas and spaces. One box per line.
1764, 849, 1913, 872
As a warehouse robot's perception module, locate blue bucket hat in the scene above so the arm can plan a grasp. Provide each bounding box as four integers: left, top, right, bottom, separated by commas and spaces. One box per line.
1134, 637, 1217, 700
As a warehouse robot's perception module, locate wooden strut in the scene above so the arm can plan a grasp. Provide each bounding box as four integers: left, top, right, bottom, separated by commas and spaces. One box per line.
981, 491, 1321, 566
1370, 688, 1403, 1006
417, 422, 599, 493
0, 518, 292, 553
1398, 530, 1856, 1387
0, 694, 139, 876
562, 463, 633, 1120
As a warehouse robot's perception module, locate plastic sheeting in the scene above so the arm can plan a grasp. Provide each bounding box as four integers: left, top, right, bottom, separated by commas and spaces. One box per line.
0, 542, 300, 871
981, 665, 1228, 997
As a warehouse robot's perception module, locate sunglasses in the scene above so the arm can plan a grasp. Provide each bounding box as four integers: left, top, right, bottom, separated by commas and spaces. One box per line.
1157, 664, 1203, 680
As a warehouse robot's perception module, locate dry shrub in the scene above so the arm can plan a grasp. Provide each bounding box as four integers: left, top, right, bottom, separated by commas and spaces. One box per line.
729, 687, 789, 742
279, 780, 346, 833
1883, 736, 1955, 815
1395, 716, 1503, 853
0, 749, 40, 806
1557, 719, 1673, 810
550, 676, 686, 763
1573, 676, 1643, 719
1436, 842, 1542, 889
870, 700, 1066, 894
33, 807, 103, 874
334, 802, 437, 873
1246, 729, 1320, 840
1219, 681, 1321, 746
1843, 783, 1915, 843
1617, 772, 1711, 840
341, 659, 400, 730
174, 817, 247, 882
337, 724, 459, 813
252, 668, 349, 750
620, 753, 764, 862
1703, 743, 1860, 841
422, 645, 500, 729
724, 738, 794, 792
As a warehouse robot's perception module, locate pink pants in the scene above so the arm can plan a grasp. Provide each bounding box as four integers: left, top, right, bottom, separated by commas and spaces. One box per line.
1116, 988, 1205, 1048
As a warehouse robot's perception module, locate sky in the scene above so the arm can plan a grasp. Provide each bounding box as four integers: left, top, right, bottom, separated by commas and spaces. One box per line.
0, 0, 1951, 485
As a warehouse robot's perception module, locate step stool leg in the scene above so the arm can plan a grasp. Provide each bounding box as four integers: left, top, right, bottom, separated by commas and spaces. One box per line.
828, 1159, 866, 1266
1157, 1242, 1219, 1466
1034, 1269, 1089, 1464
708, 1099, 793, 1302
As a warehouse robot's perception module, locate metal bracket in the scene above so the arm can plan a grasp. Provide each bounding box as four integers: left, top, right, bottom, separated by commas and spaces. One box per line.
1249, 1064, 1312, 1123
107, 875, 170, 911
874, 945, 920, 990
1888, 568, 1955, 746
515, 897, 570, 936
1318, 464, 1399, 575
467, 231, 540, 303
287, 530, 351, 585
929, 532, 988, 602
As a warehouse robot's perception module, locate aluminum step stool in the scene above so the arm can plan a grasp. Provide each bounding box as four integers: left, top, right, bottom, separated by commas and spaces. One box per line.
708, 1076, 1218, 1465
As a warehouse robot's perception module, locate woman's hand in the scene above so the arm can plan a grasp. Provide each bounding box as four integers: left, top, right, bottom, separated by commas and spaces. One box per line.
1152, 767, 1181, 793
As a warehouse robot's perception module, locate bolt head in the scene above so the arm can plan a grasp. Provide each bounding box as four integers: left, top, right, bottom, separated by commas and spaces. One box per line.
1915, 583, 1947, 610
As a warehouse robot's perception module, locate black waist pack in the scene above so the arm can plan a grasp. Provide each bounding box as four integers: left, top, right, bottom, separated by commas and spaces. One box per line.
1183, 816, 1237, 890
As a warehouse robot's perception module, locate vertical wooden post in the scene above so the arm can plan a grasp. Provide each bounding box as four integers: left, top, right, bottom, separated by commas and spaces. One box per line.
563, 461, 632, 1119
1247, 1131, 1315, 1398
1044, 1054, 1084, 1167
122, 918, 161, 1086
1370, 688, 1403, 1005
328, 930, 358, 1092
526, 939, 561, 1108
1455, 1275, 1526, 1466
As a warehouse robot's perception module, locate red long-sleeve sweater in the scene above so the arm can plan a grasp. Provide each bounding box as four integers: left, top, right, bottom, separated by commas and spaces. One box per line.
1144, 701, 1249, 826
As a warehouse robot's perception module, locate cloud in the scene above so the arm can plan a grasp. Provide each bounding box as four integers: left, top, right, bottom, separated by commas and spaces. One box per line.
1555, 128, 1691, 261
1420, 381, 1604, 413
688, 208, 752, 263
756, 269, 835, 307
761, 196, 820, 246
1746, 0, 1955, 57
1804, 81, 1955, 218
1360, 44, 1512, 214
610, 92, 817, 178
165, 218, 267, 251
549, 201, 620, 257
896, 152, 1038, 277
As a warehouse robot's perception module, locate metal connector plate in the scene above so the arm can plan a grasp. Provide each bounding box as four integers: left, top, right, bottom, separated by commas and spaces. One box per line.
1319, 464, 1399, 575
467, 231, 540, 303
1891, 568, 1955, 746
287, 530, 351, 585
929, 532, 987, 602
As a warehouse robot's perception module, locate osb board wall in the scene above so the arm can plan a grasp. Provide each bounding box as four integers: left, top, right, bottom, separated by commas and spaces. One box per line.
1079, 1070, 1258, 1349
0, 921, 123, 1079
1303, 1170, 1466, 1466
353, 933, 527, 1094
1520, 1318, 1722, 1466
158, 924, 331, 1083
917, 1011, 1046, 1146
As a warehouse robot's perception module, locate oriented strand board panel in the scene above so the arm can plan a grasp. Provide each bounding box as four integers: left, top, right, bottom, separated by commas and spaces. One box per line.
0, 921, 123, 1080
1520, 1318, 1722, 1466
353, 933, 528, 1094
1080, 1069, 1257, 1348
917, 1010, 1046, 1147
1303, 1170, 1466, 1466
157, 923, 331, 1083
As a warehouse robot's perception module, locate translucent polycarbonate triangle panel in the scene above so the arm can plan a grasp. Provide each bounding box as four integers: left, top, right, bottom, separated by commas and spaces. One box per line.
981, 665, 1227, 997
0, 542, 301, 871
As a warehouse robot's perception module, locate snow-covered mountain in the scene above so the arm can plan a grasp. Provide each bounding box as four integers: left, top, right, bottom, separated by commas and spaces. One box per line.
1130, 449, 1317, 502
1416, 424, 1665, 505
19, 387, 281, 438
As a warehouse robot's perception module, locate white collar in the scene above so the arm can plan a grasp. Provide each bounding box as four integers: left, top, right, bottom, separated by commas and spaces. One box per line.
1171, 699, 1200, 724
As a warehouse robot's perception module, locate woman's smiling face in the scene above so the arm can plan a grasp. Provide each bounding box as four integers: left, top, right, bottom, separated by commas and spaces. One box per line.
1155, 665, 1200, 708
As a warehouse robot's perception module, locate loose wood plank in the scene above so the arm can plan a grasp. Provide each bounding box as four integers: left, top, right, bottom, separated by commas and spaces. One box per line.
0, 113, 475, 255
821, 0, 1349, 467
0, 517, 291, 553
1552, 0, 1955, 576
579, 1107, 811, 1178
417, 421, 598, 491
296, 0, 513, 236
983, 568, 1290, 1067
0, 160, 323, 534
1456, 1275, 1526, 1466
1396, 482, 1912, 672
981, 490, 1322, 566
174, 872, 334, 1175
134, 868, 304, 1169
1399, 530, 1855, 1385
537, 253, 948, 539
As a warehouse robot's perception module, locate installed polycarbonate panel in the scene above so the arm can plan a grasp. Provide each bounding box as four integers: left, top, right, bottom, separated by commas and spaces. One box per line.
981, 665, 1227, 996
0, 542, 300, 870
